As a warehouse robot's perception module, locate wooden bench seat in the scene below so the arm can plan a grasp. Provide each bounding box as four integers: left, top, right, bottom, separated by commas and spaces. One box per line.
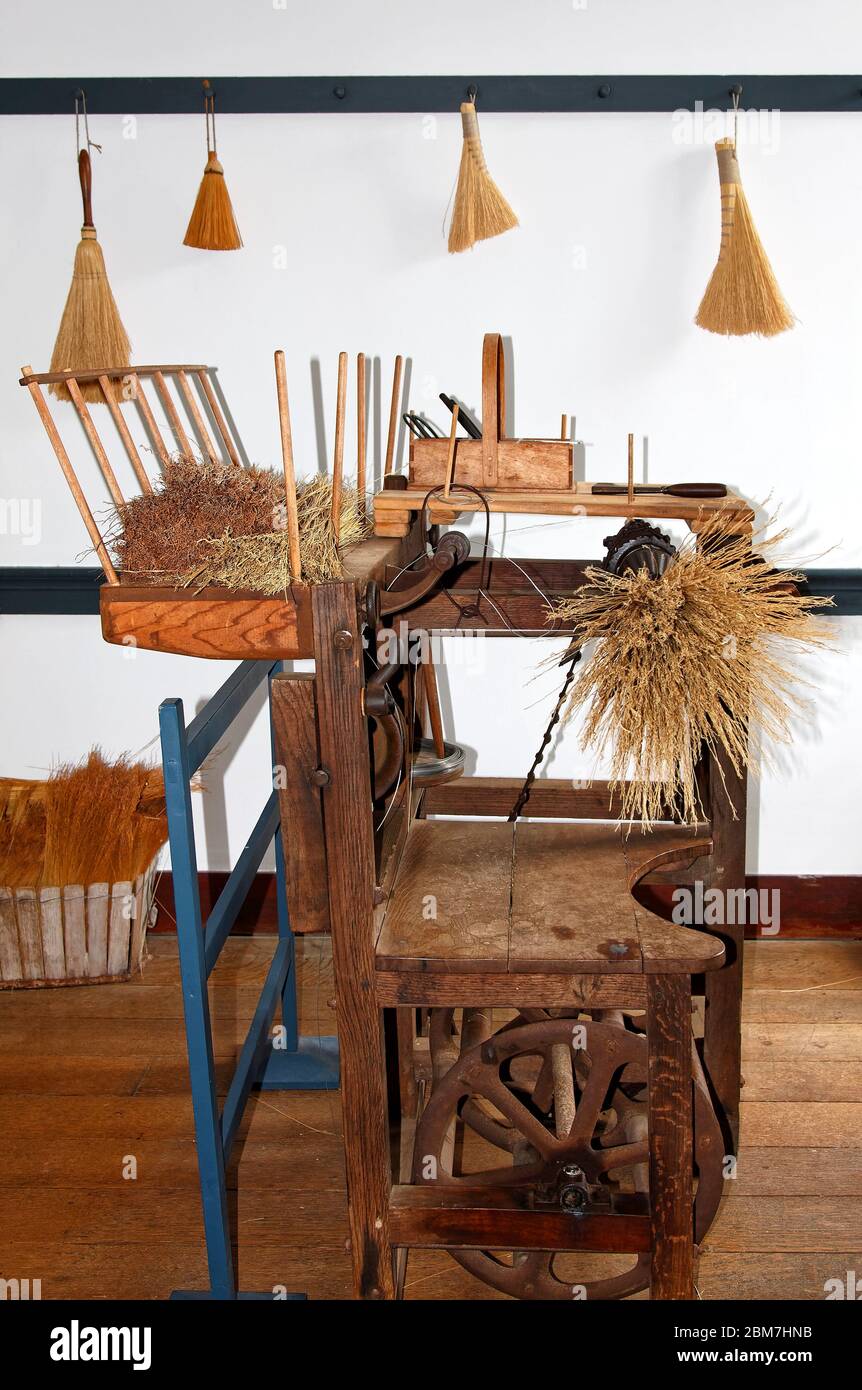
375, 820, 724, 979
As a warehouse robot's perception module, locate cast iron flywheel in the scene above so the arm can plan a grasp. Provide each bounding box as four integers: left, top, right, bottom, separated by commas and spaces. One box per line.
414, 1010, 723, 1300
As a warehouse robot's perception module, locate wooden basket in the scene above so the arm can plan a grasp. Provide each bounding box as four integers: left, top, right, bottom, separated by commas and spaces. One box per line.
408, 333, 573, 491
0, 860, 157, 989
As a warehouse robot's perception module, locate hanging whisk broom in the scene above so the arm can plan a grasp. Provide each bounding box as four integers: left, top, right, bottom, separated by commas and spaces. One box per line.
696, 135, 793, 337
183, 83, 242, 251
448, 93, 518, 254
49, 97, 131, 403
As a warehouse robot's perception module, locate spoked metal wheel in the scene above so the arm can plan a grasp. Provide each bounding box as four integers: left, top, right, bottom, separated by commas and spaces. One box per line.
415, 1011, 723, 1300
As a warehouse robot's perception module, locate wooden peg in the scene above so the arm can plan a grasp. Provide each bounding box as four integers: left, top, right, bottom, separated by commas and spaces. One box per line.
197, 369, 241, 466
154, 371, 193, 456
98, 376, 153, 495
560, 412, 567, 441
274, 351, 302, 579
357, 352, 367, 507
384, 354, 403, 477
332, 351, 348, 533
628, 432, 634, 505
66, 378, 126, 510
443, 403, 459, 499
422, 660, 447, 760
134, 379, 171, 468
21, 366, 119, 584
177, 370, 219, 462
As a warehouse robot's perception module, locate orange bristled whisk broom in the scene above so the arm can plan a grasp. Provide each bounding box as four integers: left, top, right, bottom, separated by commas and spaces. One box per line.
448, 95, 518, 254
183, 84, 242, 251
696, 136, 793, 338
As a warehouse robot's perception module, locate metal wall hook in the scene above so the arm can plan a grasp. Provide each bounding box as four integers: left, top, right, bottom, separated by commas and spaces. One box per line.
74, 88, 101, 155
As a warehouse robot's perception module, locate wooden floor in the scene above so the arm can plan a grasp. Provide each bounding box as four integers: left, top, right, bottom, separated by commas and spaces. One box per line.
1, 935, 861, 1300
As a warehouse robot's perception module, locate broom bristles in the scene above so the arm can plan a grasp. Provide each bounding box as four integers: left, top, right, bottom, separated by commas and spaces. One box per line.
547, 510, 831, 827
49, 228, 131, 403
448, 102, 518, 254
696, 138, 793, 338
183, 153, 242, 251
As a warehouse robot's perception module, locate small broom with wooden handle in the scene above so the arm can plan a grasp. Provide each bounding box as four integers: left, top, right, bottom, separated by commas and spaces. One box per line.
448, 98, 518, 254
49, 149, 131, 403
696, 137, 793, 338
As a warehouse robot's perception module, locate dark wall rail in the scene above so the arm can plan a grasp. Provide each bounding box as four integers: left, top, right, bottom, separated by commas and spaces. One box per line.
1, 566, 860, 615
1, 75, 861, 115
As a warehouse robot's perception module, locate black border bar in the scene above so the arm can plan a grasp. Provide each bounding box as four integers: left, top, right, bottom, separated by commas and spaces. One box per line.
1, 75, 861, 115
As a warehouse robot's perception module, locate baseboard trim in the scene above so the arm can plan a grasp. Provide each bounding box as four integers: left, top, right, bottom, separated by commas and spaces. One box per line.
153, 871, 862, 940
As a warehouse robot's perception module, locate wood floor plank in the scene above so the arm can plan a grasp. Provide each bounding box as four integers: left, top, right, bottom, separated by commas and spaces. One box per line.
0, 1242, 353, 1300
744, 940, 862, 990
741, 1060, 862, 1102
697, 1252, 862, 1300
0, 1090, 343, 1140
744, 989, 862, 1023
724, 1147, 862, 1197
739, 1102, 862, 1148
742, 1023, 862, 1060
705, 1197, 862, 1253
0, 1186, 349, 1248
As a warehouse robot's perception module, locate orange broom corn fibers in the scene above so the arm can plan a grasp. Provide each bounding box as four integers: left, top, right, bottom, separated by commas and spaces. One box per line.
183, 87, 242, 251
448, 100, 518, 253
696, 138, 793, 337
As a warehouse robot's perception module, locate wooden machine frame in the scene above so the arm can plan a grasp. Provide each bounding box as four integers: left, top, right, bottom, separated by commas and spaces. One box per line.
20, 353, 753, 1301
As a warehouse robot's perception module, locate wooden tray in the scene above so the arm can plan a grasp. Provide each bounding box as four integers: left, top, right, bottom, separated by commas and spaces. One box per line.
99, 535, 414, 660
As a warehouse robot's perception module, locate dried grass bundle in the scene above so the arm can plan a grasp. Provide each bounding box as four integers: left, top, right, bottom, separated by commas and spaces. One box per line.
182, 475, 372, 593
0, 752, 168, 889
113, 456, 283, 579
696, 139, 793, 338
548, 513, 832, 826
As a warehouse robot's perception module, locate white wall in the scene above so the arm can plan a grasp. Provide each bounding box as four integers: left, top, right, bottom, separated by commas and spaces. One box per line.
0, 1, 860, 873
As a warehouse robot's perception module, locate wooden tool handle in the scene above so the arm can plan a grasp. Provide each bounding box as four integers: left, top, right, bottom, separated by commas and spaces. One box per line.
665, 482, 727, 497
591, 482, 727, 498
481, 332, 505, 487
332, 351, 348, 530
384, 355, 403, 477
78, 148, 94, 226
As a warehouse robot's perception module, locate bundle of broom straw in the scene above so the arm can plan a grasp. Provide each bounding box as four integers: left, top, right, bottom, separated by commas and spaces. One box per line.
548, 512, 831, 826
0, 752, 169, 890
448, 100, 518, 253
49, 149, 131, 402
696, 138, 793, 338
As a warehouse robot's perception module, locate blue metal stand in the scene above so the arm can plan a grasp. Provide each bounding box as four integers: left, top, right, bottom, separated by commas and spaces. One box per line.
159, 660, 339, 1301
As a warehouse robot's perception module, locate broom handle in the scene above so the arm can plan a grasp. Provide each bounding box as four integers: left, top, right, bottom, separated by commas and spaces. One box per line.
78, 149, 94, 227
274, 351, 302, 578
357, 352, 366, 504
384, 355, 403, 476
331, 350, 347, 532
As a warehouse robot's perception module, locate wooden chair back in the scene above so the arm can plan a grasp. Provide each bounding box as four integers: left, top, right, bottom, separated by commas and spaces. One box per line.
18, 363, 242, 583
